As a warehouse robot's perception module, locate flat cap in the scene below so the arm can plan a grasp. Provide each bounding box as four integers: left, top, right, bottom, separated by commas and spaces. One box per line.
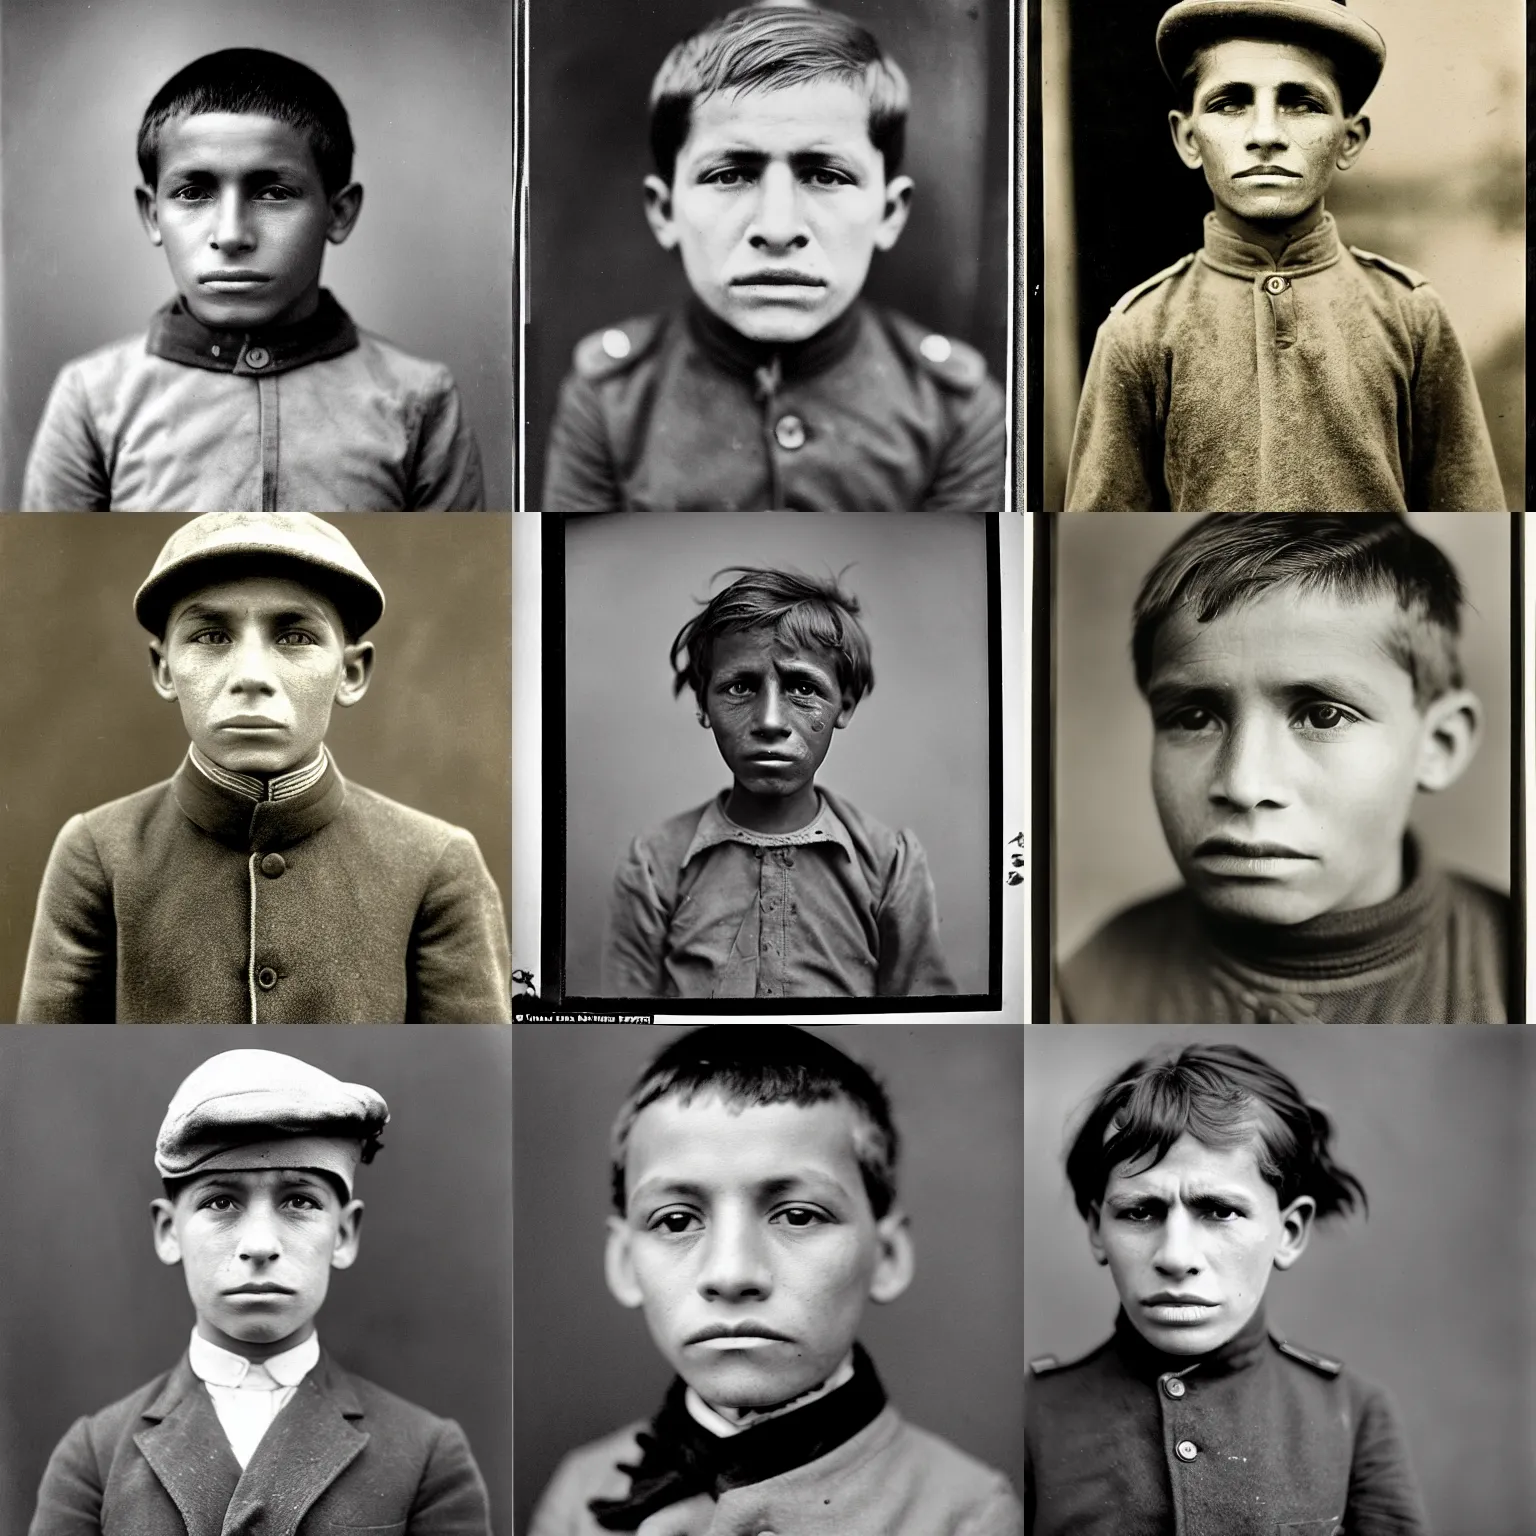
135, 512, 385, 639
156, 1049, 389, 1197
1157, 0, 1385, 109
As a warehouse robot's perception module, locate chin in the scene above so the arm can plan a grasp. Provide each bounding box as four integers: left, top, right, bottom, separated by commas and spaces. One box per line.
1188, 880, 1328, 926
1134, 1320, 1236, 1356
717, 299, 840, 346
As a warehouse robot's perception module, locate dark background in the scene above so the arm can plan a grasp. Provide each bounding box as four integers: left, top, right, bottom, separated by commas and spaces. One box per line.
525, 0, 1013, 506
0, 513, 512, 1022
513, 1023, 1024, 1535
0, 1026, 513, 1536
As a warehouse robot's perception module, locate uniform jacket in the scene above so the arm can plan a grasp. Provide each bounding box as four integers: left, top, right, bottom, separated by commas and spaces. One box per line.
22, 292, 483, 511
1065, 213, 1505, 511
28, 1350, 490, 1536
1025, 1310, 1429, 1536
17, 751, 512, 1024
542, 298, 1005, 511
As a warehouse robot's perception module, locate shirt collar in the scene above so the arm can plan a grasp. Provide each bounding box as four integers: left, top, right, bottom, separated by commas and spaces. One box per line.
1111, 1303, 1270, 1383
1199, 209, 1343, 280
173, 744, 347, 853
684, 1352, 857, 1439
681, 790, 857, 869
188, 1328, 320, 1389
147, 288, 359, 375
190, 744, 330, 804
684, 295, 866, 385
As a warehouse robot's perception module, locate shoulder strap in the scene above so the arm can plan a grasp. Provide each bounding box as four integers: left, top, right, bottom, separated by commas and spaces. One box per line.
572, 315, 664, 382
1111, 252, 1196, 314
1349, 247, 1429, 290
1273, 1336, 1344, 1378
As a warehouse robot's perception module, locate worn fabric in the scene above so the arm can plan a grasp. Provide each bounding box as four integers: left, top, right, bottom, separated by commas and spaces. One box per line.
187, 1331, 319, 1470
28, 1350, 490, 1536
542, 298, 1005, 511
1025, 1308, 1428, 1536
23, 291, 483, 511
1065, 213, 1505, 511
603, 788, 957, 999
1058, 837, 1509, 1024
18, 750, 511, 1024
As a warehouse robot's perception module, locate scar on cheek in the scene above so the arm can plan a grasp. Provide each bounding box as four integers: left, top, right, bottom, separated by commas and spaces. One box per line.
811, 720, 825, 732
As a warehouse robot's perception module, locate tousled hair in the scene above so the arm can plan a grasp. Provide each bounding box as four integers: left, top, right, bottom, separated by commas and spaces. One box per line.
1132, 513, 1465, 709
649, 4, 909, 184
138, 48, 354, 195
610, 1025, 899, 1218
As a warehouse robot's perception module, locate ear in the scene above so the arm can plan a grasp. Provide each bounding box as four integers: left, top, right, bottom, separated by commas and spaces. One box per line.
151, 1197, 182, 1266
334, 641, 375, 709
872, 175, 914, 252
1335, 114, 1371, 172
1087, 1203, 1109, 1266
136, 185, 162, 247
1415, 688, 1482, 792
644, 174, 680, 252
330, 1199, 365, 1270
833, 690, 858, 730
1272, 1194, 1316, 1272
326, 183, 365, 246
149, 639, 178, 702
867, 1209, 915, 1303
1168, 109, 1203, 170
605, 1215, 645, 1308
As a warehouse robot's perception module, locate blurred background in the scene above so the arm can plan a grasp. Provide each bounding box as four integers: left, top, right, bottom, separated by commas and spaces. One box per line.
0, 0, 514, 508
526, 0, 1012, 506
1042, 0, 1524, 510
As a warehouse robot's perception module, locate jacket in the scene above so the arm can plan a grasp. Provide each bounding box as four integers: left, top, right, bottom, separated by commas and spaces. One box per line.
28, 1350, 490, 1536
22, 292, 483, 511
542, 299, 1005, 511
17, 751, 512, 1024
1025, 1310, 1429, 1536
1065, 213, 1505, 511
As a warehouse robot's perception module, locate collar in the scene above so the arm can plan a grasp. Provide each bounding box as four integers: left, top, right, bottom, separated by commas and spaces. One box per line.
147, 288, 359, 375
685, 295, 865, 386
1199, 210, 1343, 280
172, 745, 347, 853
685, 1352, 856, 1438
681, 789, 857, 870
188, 1329, 320, 1390
1111, 1303, 1270, 1384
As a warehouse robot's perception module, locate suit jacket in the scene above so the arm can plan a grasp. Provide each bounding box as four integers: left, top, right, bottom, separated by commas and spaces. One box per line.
17, 752, 511, 1024
28, 1352, 490, 1536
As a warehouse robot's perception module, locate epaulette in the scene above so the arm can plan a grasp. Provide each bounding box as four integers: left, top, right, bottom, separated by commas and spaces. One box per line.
573, 315, 664, 382
1272, 1336, 1344, 1378
1111, 252, 1196, 314
1349, 247, 1428, 290
912, 331, 988, 393
1029, 1354, 1065, 1377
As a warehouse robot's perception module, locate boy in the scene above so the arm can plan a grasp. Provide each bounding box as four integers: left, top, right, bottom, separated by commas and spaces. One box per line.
18, 512, 511, 1023
22, 47, 483, 511
542, 4, 1004, 512
603, 566, 956, 998
28, 1047, 492, 1536
1065, 0, 1504, 511
529, 1025, 1023, 1535
1025, 1042, 1429, 1534
1058, 514, 1509, 1023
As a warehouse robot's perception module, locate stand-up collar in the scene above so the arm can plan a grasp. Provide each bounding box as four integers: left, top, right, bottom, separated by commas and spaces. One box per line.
1112, 1303, 1270, 1383
172, 746, 347, 852
685, 295, 865, 384
147, 288, 359, 375
1199, 210, 1343, 280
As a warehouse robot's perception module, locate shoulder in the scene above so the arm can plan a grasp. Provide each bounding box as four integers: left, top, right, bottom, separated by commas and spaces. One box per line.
880, 1412, 1021, 1520
1265, 1333, 1397, 1413
629, 800, 715, 860
75, 779, 178, 839
1109, 252, 1199, 317
1025, 1336, 1116, 1397
533, 1421, 648, 1512
568, 314, 670, 385
62, 1366, 178, 1450
350, 329, 460, 395
327, 1359, 457, 1437
874, 307, 994, 397
1063, 887, 1201, 973
1442, 868, 1511, 923
1058, 887, 1207, 1023
337, 782, 475, 857
816, 787, 900, 858
48, 333, 155, 396
1347, 246, 1431, 291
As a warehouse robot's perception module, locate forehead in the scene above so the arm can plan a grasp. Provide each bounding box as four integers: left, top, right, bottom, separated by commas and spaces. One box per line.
1105, 1133, 1276, 1204
709, 626, 838, 676
167, 573, 342, 629
176, 1166, 333, 1199
682, 78, 879, 159
155, 111, 322, 178
1190, 37, 1342, 99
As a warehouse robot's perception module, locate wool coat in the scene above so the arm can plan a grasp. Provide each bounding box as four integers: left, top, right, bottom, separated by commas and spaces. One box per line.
1064, 214, 1506, 512
17, 753, 511, 1024
28, 1351, 490, 1536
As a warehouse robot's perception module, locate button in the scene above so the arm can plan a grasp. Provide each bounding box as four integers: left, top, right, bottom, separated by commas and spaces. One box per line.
1176, 1439, 1198, 1461
601, 328, 631, 360
210, 345, 221, 357
259, 853, 286, 878
919, 333, 953, 363
774, 414, 807, 450
1162, 1376, 1186, 1398
243, 346, 271, 370
256, 966, 278, 990
1263, 275, 1288, 296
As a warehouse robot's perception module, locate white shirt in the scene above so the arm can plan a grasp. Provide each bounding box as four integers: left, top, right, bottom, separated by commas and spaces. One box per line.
685, 1351, 856, 1439
187, 1329, 320, 1469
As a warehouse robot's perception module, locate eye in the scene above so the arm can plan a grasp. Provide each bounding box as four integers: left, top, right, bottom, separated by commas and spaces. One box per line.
189, 629, 231, 646
704, 167, 750, 187
650, 1210, 702, 1235
773, 1206, 830, 1227
1205, 1205, 1242, 1222
803, 167, 851, 187
285, 1193, 323, 1210
722, 680, 754, 697
1161, 706, 1219, 734
1115, 1206, 1155, 1224
200, 1195, 237, 1212
255, 184, 300, 201
169, 185, 213, 202
276, 630, 317, 647
1294, 702, 1359, 734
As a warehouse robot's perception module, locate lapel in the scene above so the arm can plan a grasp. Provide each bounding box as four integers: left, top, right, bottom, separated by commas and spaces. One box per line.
134, 1358, 244, 1536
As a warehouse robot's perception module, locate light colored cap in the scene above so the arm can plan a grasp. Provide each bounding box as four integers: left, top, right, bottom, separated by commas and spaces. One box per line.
156, 1049, 389, 1197
134, 512, 385, 639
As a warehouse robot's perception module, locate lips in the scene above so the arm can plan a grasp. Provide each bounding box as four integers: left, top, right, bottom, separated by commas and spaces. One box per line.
1235, 166, 1301, 179
745, 753, 798, 766
224, 1283, 295, 1296
685, 1322, 794, 1344
1143, 1292, 1217, 1307
1194, 836, 1313, 859
217, 716, 286, 730
200, 269, 271, 284
730, 270, 827, 287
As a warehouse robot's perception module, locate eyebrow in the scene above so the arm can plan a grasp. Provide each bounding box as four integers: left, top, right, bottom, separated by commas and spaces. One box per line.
1106, 1185, 1254, 1209
172, 602, 333, 629
163, 160, 312, 181
629, 1171, 849, 1206
1147, 673, 1388, 712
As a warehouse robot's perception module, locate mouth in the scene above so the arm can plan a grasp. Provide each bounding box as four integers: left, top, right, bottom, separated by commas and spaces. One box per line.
1234, 166, 1302, 180
199, 270, 272, 290
685, 1322, 795, 1346
223, 1283, 295, 1297
217, 716, 287, 731
1140, 1294, 1219, 1323
730, 269, 827, 288
1192, 835, 1315, 877
744, 753, 799, 768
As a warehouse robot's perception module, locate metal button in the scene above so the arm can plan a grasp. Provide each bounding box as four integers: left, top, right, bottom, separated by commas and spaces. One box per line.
919, 333, 953, 363
1263, 275, 1288, 296
1176, 1439, 1198, 1461
1163, 1376, 1186, 1399
774, 414, 807, 450
259, 853, 286, 878
256, 966, 278, 990
244, 346, 271, 369
210, 345, 221, 357
601, 328, 631, 360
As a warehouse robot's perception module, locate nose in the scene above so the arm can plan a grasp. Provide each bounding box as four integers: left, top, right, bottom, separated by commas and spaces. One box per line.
747, 162, 809, 252
697, 1210, 773, 1303
1152, 1208, 1204, 1279
1208, 717, 1289, 811
236, 1203, 281, 1266
1245, 89, 1290, 154
750, 680, 790, 738
211, 187, 255, 254
228, 628, 279, 699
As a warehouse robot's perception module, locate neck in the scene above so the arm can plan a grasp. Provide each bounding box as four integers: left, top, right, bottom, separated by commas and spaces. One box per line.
1212, 199, 1326, 260
726, 782, 819, 834
196, 1318, 315, 1364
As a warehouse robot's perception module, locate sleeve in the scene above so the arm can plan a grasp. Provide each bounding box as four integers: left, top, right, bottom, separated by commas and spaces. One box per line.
1407, 288, 1507, 511
406, 1418, 492, 1536
17, 816, 117, 1023
1344, 1384, 1431, 1536
541, 371, 622, 512
875, 831, 958, 997
922, 375, 1007, 512
408, 371, 485, 510
602, 838, 670, 997
1063, 319, 1166, 511
28, 1417, 104, 1536
21, 365, 112, 511
408, 830, 512, 1023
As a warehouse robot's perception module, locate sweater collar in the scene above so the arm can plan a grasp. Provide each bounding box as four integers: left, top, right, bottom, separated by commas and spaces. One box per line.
147, 288, 359, 375
172, 746, 347, 852
1112, 1302, 1270, 1383
685, 295, 865, 386
1199, 210, 1343, 280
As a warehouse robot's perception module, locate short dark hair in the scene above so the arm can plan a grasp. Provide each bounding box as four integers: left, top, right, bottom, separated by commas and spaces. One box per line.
670, 565, 875, 710
138, 48, 354, 195
1175, 33, 1365, 116
649, 5, 909, 185
1065, 1043, 1366, 1223
610, 1025, 900, 1218
1132, 513, 1465, 709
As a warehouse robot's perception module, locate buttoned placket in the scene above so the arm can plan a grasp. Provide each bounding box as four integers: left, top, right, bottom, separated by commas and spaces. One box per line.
1158, 1363, 1204, 1534
235, 341, 282, 511
754, 846, 798, 998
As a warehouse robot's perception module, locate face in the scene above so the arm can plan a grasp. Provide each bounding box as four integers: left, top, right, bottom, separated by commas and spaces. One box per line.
1169, 39, 1368, 236
1148, 587, 1475, 924
606, 1093, 912, 1410
152, 1168, 362, 1358
1090, 1134, 1313, 1356
645, 80, 913, 344
137, 113, 362, 329
150, 575, 373, 776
